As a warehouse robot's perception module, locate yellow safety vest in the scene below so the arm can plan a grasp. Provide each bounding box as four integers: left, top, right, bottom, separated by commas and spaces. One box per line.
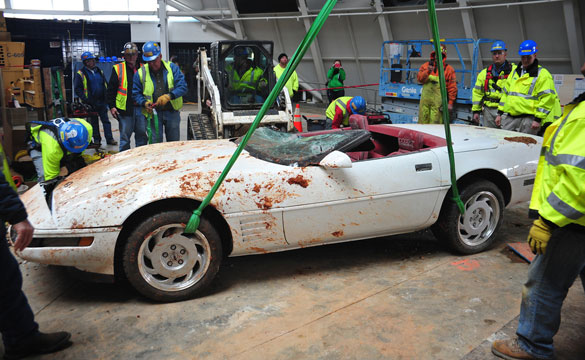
472, 63, 516, 111
138, 60, 183, 116
326, 96, 352, 126
114, 62, 129, 110
232, 66, 264, 92
0, 143, 16, 190
498, 65, 559, 123
529, 98, 585, 227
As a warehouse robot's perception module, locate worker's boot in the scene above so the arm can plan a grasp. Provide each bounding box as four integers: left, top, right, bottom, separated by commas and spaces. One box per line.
492, 338, 538, 360
3, 331, 72, 359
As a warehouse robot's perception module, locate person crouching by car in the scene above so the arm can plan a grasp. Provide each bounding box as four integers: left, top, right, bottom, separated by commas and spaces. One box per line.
27, 118, 92, 208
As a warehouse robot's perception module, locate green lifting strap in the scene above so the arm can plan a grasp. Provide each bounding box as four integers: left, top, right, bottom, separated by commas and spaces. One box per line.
185, 0, 338, 234
426, 0, 465, 215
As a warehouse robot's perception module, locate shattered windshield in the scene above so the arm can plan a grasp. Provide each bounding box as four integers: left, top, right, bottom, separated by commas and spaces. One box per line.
240, 127, 371, 166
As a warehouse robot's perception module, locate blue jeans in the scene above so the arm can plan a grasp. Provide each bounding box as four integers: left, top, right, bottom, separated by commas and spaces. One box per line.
118, 107, 147, 151
517, 225, 585, 359
90, 103, 114, 143
147, 110, 181, 143
0, 226, 39, 346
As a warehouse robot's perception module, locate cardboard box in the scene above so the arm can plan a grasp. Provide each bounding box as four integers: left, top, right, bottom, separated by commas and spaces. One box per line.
1, 68, 25, 87
0, 42, 25, 68
1, 118, 27, 162
0, 32, 11, 41
0, 12, 6, 32
24, 90, 44, 108
554, 74, 585, 105
2, 107, 27, 127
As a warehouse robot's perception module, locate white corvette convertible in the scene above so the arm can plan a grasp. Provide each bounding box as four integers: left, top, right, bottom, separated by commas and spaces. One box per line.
16, 119, 541, 301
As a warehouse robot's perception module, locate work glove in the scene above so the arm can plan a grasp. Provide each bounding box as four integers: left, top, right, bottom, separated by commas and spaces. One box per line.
155, 94, 171, 107
527, 217, 553, 255
144, 101, 154, 113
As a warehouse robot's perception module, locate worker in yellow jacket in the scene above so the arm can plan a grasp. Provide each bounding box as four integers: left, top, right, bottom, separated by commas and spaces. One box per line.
28, 118, 92, 206
472, 41, 514, 127
492, 61, 585, 360
496, 40, 561, 135
273, 53, 299, 99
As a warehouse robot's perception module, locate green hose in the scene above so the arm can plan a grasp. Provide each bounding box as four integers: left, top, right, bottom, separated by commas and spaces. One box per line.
426, 0, 465, 215
185, 0, 338, 233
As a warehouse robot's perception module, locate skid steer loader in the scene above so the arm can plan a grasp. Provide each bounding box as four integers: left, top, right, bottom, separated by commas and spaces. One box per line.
188, 40, 294, 140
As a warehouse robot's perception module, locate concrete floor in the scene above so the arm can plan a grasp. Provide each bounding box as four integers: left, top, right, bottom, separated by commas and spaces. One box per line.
3, 104, 584, 359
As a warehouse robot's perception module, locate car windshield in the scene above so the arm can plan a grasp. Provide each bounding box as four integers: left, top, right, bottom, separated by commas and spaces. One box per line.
239, 127, 371, 166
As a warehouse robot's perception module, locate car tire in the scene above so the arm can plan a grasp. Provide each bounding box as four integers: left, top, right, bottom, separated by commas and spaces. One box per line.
122, 210, 222, 302
432, 180, 505, 254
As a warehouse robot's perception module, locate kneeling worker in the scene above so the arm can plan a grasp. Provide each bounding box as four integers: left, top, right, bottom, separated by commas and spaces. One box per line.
326, 96, 366, 129
28, 118, 92, 206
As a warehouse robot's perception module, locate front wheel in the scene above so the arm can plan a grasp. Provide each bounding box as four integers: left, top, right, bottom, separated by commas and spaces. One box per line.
122, 210, 222, 302
432, 180, 505, 254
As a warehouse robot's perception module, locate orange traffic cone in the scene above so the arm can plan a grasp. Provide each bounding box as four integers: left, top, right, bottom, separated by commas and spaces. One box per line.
293, 104, 302, 132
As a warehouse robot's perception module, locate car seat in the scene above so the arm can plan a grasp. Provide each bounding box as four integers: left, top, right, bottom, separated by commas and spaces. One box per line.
390, 129, 425, 156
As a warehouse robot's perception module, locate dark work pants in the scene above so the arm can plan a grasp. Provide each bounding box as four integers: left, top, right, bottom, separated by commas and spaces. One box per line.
0, 231, 38, 346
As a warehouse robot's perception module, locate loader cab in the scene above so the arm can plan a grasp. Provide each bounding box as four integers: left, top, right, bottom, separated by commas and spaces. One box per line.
210, 40, 276, 111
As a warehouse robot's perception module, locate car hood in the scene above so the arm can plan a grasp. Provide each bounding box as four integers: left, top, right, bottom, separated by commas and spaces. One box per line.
21, 140, 255, 229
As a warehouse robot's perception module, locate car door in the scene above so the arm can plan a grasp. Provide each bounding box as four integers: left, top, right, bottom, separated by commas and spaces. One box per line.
283, 150, 443, 246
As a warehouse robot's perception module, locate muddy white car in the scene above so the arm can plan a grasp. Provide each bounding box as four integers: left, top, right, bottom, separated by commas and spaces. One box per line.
16, 121, 541, 302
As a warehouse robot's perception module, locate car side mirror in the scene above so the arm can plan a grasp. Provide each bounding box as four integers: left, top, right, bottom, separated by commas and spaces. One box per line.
319, 151, 352, 169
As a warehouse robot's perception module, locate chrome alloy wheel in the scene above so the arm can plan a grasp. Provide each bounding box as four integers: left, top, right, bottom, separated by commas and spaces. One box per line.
457, 191, 501, 247
137, 224, 211, 292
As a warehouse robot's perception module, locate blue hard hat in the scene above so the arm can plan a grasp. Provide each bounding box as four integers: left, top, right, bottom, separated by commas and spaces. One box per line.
58, 119, 90, 153
112, 56, 118, 62
519, 40, 538, 56
490, 41, 507, 52
142, 41, 161, 61
98, 56, 105, 62
349, 96, 366, 115
234, 47, 250, 57
105, 56, 112, 62
81, 51, 95, 62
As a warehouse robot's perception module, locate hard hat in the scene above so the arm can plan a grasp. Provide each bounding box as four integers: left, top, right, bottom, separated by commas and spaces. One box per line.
234, 47, 250, 57
58, 119, 90, 153
98, 56, 105, 62
105, 56, 112, 62
431, 44, 447, 57
121, 42, 139, 55
491, 41, 507, 52
519, 40, 538, 56
349, 96, 366, 115
81, 51, 96, 62
142, 41, 161, 61
112, 56, 118, 62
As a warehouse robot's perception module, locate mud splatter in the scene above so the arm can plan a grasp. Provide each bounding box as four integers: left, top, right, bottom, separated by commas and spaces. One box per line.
332, 230, 344, 237
253, 184, 261, 193
504, 136, 537, 145
287, 175, 310, 188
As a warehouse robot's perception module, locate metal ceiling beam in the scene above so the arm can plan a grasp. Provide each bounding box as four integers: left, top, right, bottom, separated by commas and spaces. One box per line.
298, 0, 326, 93
562, 0, 585, 73
166, 0, 237, 39
459, 0, 482, 69
374, 0, 392, 42
158, 0, 169, 61
345, 16, 367, 99
516, 0, 528, 40
227, 0, 246, 40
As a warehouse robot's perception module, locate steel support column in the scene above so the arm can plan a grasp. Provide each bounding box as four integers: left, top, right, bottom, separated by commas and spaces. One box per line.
562, 0, 585, 73
158, 0, 169, 61
227, 0, 246, 40
459, 0, 482, 70
298, 0, 327, 92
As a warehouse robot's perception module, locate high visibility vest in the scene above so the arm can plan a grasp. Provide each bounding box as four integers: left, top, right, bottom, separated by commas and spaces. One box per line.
498, 65, 558, 122
326, 96, 352, 126
529, 98, 585, 227
138, 60, 183, 116
76, 67, 107, 99
114, 62, 129, 110
472, 63, 515, 111
232, 66, 264, 92
0, 143, 16, 190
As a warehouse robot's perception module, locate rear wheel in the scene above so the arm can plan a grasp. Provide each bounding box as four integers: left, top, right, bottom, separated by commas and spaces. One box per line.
432, 180, 504, 254
122, 210, 222, 302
